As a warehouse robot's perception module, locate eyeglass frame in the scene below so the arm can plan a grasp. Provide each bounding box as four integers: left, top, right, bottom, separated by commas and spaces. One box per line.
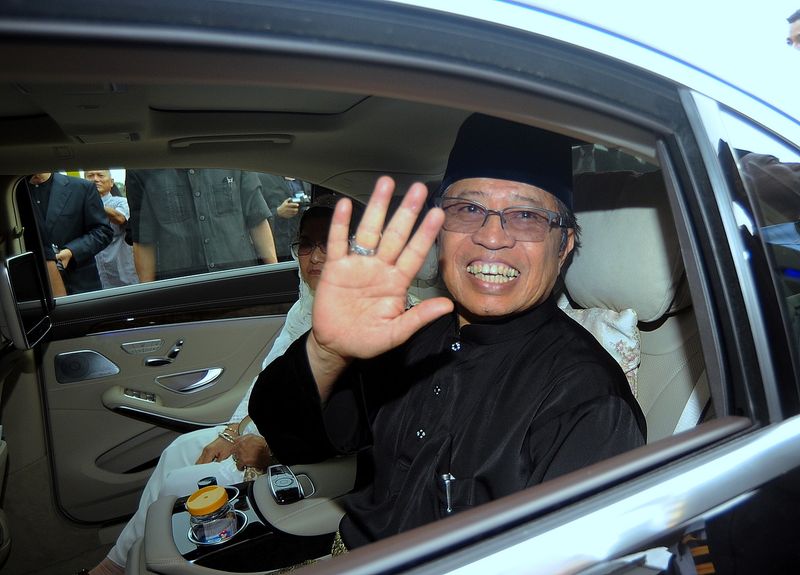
290, 239, 327, 258
435, 196, 568, 242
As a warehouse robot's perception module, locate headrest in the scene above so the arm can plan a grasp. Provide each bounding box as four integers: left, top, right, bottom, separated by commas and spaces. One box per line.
565, 170, 686, 323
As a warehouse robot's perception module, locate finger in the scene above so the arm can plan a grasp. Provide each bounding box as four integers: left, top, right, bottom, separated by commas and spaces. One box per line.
196, 449, 215, 465
327, 197, 353, 259
395, 207, 444, 278
353, 176, 395, 250
377, 182, 429, 264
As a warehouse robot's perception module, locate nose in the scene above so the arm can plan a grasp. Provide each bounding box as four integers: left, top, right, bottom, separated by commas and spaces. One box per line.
309, 244, 326, 263
470, 212, 515, 250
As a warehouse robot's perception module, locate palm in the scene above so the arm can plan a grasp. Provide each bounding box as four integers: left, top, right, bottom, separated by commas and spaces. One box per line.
310, 177, 453, 364
313, 256, 415, 359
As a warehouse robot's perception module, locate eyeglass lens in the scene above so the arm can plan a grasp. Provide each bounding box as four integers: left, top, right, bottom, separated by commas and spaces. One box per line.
293, 240, 327, 256
440, 199, 558, 242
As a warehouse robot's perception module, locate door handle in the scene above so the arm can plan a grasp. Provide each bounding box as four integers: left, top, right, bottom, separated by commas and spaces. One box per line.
155, 368, 223, 393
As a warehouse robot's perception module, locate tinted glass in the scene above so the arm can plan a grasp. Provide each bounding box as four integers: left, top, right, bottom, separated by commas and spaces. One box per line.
721, 110, 800, 370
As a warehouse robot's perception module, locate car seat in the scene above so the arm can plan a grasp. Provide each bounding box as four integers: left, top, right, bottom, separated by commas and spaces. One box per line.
565, 170, 709, 442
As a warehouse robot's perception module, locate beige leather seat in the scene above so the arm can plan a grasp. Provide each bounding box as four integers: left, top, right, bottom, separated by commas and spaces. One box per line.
566, 170, 709, 443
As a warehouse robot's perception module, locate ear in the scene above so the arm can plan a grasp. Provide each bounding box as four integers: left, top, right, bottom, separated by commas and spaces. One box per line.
558, 229, 575, 269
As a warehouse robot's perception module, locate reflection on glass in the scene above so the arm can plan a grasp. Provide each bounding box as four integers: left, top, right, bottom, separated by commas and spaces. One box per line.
723, 109, 800, 352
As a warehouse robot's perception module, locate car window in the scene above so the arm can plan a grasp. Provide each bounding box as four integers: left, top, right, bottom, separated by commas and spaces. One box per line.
720, 110, 800, 371
18, 169, 312, 296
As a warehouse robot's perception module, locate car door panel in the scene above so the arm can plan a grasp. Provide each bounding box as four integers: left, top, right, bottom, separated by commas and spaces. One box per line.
40, 313, 287, 522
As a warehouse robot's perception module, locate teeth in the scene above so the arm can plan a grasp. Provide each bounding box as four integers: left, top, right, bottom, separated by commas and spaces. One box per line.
466, 263, 520, 283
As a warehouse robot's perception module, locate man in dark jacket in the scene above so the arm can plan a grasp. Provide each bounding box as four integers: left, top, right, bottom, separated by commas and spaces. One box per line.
27, 172, 113, 294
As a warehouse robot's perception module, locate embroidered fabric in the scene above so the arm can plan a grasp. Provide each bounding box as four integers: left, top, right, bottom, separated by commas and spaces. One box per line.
557, 294, 641, 398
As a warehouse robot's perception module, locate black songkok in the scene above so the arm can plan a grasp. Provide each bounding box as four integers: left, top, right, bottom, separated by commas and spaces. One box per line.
440, 114, 575, 209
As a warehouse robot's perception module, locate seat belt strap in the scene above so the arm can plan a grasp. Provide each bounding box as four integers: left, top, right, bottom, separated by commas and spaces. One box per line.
674, 372, 710, 434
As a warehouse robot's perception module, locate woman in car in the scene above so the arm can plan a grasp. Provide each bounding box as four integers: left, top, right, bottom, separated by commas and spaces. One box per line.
84, 195, 347, 575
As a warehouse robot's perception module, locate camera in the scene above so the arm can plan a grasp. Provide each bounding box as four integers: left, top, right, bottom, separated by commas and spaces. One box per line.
291, 190, 311, 206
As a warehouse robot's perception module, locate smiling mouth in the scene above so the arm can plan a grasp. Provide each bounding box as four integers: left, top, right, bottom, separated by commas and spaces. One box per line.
466, 263, 520, 284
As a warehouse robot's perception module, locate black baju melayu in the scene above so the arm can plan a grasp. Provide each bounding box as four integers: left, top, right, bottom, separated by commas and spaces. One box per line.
249, 294, 646, 549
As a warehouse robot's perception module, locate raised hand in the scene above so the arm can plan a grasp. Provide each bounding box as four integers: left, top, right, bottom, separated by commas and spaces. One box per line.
307, 177, 454, 398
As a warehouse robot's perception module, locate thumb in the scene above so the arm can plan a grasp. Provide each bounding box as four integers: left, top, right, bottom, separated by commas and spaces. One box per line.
389, 297, 454, 346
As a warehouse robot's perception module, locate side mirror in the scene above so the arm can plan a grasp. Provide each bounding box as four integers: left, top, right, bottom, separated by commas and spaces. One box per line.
0, 251, 52, 349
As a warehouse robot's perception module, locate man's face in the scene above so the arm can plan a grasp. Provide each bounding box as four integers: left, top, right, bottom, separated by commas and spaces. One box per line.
788, 20, 800, 50
85, 170, 114, 196
438, 178, 574, 324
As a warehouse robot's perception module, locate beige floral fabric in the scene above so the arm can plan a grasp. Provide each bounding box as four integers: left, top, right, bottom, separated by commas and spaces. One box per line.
557, 294, 641, 398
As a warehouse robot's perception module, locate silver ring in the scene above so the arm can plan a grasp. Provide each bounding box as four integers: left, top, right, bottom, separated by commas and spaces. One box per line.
349, 239, 377, 257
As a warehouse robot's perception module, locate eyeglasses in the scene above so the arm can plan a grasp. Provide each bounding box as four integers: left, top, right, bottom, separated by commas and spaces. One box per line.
436, 197, 566, 242
290, 239, 327, 258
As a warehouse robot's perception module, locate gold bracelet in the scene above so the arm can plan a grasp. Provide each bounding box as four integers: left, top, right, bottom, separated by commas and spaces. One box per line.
218, 430, 236, 444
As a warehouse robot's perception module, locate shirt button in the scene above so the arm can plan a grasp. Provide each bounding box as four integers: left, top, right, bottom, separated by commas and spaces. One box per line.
204, 238, 210, 244
189, 169, 195, 174
194, 191, 201, 197
433, 385, 442, 396
451, 341, 461, 352
416, 429, 426, 439
209, 263, 216, 269
199, 215, 206, 221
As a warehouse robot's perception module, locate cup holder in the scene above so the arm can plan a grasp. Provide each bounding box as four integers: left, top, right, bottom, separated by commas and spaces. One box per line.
187, 509, 248, 546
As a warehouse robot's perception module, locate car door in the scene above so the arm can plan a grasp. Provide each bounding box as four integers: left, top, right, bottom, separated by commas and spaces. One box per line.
1, 0, 800, 573
7, 173, 303, 525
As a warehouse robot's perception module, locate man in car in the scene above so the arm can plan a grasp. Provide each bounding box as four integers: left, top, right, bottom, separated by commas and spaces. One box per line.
125, 169, 278, 281
84, 169, 139, 288
27, 172, 113, 294
249, 113, 646, 553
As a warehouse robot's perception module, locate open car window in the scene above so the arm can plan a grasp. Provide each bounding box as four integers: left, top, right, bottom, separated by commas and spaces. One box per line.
17, 169, 312, 297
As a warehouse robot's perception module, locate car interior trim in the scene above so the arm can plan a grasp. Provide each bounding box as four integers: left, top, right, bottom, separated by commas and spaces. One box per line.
155, 368, 224, 394
656, 138, 731, 421
108, 405, 228, 434
682, 89, 779, 421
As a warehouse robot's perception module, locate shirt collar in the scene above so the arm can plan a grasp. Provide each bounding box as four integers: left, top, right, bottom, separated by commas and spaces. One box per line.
457, 293, 558, 345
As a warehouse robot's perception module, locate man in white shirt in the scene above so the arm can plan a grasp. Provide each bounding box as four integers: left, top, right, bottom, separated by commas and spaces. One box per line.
85, 169, 139, 288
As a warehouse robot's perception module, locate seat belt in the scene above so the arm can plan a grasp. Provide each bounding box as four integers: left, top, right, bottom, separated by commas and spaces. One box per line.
673, 372, 710, 434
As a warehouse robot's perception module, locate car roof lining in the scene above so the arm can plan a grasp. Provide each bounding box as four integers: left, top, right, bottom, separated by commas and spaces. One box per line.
0, 35, 663, 201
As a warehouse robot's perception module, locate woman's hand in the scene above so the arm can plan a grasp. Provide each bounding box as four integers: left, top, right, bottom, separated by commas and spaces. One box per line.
307, 177, 454, 399
231, 434, 271, 470
195, 436, 235, 464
